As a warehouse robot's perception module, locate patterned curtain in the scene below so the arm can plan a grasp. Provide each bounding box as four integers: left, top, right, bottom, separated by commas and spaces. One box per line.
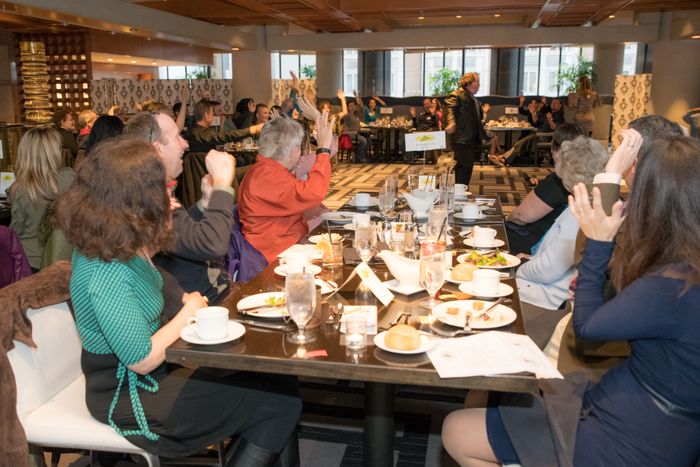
271, 79, 316, 106
90, 79, 235, 115
612, 74, 652, 149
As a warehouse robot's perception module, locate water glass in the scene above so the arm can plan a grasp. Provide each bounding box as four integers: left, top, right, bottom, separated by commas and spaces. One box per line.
428, 206, 449, 240
419, 241, 446, 310
345, 313, 367, 350
378, 187, 395, 220
353, 222, 377, 263
384, 175, 399, 196
286, 272, 316, 343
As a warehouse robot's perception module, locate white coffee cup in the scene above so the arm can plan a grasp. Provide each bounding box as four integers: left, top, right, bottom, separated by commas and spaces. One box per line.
473, 226, 497, 246
354, 192, 371, 207
353, 213, 371, 229
472, 269, 500, 296
454, 184, 467, 197
461, 202, 480, 218
281, 251, 310, 273
187, 306, 229, 341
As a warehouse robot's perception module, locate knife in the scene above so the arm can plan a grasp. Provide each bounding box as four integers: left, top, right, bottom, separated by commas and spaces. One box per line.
233, 318, 293, 331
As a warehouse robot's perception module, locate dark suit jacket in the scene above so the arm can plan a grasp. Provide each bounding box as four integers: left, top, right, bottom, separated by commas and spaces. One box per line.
444, 87, 487, 146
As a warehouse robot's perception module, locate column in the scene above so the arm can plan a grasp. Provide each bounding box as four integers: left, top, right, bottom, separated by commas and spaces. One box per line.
593, 44, 625, 95
232, 27, 272, 105
316, 50, 343, 100
651, 39, 700, 126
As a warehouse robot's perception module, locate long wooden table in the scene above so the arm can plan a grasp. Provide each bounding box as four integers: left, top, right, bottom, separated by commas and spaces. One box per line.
166, 196, 536, 466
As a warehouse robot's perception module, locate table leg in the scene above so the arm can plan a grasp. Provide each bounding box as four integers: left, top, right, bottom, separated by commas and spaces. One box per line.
505, 131, 513, 149
364, 382, 395, 467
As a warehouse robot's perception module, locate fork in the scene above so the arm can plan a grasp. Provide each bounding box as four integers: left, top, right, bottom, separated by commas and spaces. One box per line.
429, 321, 474, 338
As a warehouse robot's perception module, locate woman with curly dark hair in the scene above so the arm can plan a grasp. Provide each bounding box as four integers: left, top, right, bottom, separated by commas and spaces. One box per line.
57, 137, 301, 466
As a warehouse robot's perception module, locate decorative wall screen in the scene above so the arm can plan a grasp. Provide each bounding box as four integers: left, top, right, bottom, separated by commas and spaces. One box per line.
90, 79, 235, 114
271, 79, 316, 107
612, 74, 652, 149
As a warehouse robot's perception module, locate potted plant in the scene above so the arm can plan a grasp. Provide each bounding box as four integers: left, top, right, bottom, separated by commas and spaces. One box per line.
300, 64, 316, 79
429, 67, 461, 96
556, 57, 596, 94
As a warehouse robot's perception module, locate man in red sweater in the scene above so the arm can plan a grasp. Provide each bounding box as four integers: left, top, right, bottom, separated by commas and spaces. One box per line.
238, 111, 335, 263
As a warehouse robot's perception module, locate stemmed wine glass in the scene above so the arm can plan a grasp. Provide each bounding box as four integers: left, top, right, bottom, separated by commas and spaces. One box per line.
285, 272, 316, 343
419, 240, 446, 310
353, 222, 377, 263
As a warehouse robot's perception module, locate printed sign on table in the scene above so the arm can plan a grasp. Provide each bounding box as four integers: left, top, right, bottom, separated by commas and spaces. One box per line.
405, 131, 446, 152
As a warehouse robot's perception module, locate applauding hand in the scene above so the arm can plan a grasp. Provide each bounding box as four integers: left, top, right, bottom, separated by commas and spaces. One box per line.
605, 128, 643, 177
315, 110, 335, 151
568, 183, 624, 242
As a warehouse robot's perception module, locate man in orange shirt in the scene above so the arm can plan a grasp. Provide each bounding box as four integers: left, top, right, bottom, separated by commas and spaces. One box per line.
238, 111, 335, 263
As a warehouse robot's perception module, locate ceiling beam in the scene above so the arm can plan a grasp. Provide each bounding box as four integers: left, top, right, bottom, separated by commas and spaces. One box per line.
221, 0, 328, 31
293, 0, 365, 32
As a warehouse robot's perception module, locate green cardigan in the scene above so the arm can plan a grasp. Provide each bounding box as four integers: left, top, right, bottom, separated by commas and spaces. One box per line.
70, 251, 164, 440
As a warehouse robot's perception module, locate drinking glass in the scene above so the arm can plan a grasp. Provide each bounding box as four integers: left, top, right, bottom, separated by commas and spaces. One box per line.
384, 175, 399, 196
419, 241, 446, 310
353, 222, 377, 263
377, 187, 395, 220
286, 272, 316, 343
406, 167, 421, 192
427, 206, 449, 240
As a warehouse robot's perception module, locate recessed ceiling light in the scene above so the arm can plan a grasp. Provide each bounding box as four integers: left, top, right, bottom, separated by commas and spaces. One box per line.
107, 58, 113, 62
494, 13, 501, 17
608, 14, 615, 18
692, 34, 700, 39
130, 60, 136, 64
456, 14, 462, 18
418, 15, 425, 20
231, 47, 240, 51
152, 61, 157, 65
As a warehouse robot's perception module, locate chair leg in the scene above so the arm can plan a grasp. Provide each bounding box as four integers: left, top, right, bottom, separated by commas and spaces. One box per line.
141, 453, 161, 467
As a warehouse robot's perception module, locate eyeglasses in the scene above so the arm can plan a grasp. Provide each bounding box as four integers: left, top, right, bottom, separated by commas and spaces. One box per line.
148, 112, 159, 143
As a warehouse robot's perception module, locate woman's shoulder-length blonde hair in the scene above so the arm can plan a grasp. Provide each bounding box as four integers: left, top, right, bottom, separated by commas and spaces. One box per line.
14, 126, 63, 203
56, 136, 174, 262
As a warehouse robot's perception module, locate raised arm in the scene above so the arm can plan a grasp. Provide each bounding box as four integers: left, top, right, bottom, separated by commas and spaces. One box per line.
175, 87, 189, 132
373, 96, 387, 106
337, 89, 348, 120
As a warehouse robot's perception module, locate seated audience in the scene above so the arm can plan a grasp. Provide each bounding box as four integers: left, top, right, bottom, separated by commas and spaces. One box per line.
505, 124, 585, 254
546, 98, 566, 131
232, 98, 255, 129
515, 135, 609, 310
254, 103, 271, 124
443, 135, 700, 467
358, 94, 387, 124
210, 100, 236, 132
8, 127, 74, 271
53, 109, 78, 160
184, 100, 262, 153
342, 99, 368, 163
75, 115, 125, 168
57, 137, 302, 465
125, 111, 236, 302
238, 111, 334, 263
77, 109, 98, 149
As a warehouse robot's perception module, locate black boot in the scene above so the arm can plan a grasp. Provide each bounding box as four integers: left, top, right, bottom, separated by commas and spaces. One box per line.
273, 430, 300, 467
226, 439, 278, 467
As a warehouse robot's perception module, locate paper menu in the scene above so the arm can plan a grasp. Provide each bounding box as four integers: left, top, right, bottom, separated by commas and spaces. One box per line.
0, 172, 14, 195
427, 331, 563, 380
339, 305, 378, 335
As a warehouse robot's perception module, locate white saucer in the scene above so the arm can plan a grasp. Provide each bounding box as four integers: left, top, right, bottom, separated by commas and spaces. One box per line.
463, 238, 506, 248
348, 197, 379, 207
321, 211, 356, 223
373, 331, 436, 355
454, 192, 473, 199
308, 234, 344, 244
274, 264, 322, 276
458, 282, 514, 298
453, 212, 486, 221
180, 320, 246, 345
343, 223, 355, 231
382, 279, 424, 296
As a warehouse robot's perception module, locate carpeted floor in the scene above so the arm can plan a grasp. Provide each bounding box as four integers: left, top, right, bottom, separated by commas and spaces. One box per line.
325, 154, 555, 217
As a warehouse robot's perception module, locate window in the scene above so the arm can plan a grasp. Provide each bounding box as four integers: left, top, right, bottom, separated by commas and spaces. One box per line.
389, 50, 404, 97
270, 52, 316, 80
404, 52, 423, 97
521, 48, 539, 95
464, 49, 491, 96
622, 43, 638, 76
343, 50, 358, 95
211, 53, 232, 79
539, 47, 561, 96
423, 51, 445, 95
520, 46, 594, 96
157, 65, 208, 79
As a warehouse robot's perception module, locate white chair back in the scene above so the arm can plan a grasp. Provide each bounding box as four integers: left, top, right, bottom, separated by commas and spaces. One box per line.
8, 302, 82, 422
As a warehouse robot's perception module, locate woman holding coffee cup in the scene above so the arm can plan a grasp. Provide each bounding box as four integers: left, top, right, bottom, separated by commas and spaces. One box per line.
57, 138, 301, 466
443, 135, 700, 467
515, 136, 608, 310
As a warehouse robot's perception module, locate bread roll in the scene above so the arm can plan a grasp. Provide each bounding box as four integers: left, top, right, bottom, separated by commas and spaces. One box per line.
385, 324, 421, 351
452, 263, 478, 281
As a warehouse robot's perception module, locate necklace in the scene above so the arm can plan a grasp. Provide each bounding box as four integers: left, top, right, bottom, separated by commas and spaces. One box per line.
140, 249, 156, 269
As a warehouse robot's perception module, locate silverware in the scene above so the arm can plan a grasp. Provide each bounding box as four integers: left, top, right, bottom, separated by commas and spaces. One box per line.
233, 318, 292, 331
387, 312, 406, 328
238, 304, 286, 316
334, 303, 345, 331
473, 297, 506, 320
429, 321, 475, 338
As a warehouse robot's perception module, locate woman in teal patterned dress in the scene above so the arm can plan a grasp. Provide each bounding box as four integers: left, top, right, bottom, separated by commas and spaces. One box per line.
57, 137, 301, 466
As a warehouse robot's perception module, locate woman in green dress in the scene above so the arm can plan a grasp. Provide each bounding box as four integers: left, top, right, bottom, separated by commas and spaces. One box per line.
57, 137, 301, 466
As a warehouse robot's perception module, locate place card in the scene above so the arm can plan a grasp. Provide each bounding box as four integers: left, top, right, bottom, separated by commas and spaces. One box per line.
0, 172, 15, 194
355, 261, 395, 306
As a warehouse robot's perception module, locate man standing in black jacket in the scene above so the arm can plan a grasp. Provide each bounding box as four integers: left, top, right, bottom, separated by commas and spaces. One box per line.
444, 73, 488, 186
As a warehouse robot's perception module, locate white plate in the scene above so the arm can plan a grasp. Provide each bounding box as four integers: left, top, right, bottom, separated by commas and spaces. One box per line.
278, 244, 323, 260
237, 292, 288, 319
382, 279, 425, 296
373, 331, 436, 355
274, 264, 323, 276
343, 223, 356, 231
180, 320, 246, 345
456, 252, 520, 269
454, 191, 473, 199
453, 212, 486, 221
458, 282, 514, 298
432, 300, 517, 330
347, 197, 379, 207
463, 238, 506, 249
308, 234, 344, 244
321, 211, 356, 223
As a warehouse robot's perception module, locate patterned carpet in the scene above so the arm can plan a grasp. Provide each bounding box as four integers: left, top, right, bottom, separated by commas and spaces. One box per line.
325, 154, 555, 216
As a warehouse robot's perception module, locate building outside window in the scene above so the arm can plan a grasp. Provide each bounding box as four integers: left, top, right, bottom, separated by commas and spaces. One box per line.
343, 50, 358, 95
520, 46, 595, 96
521, 48, 539, 95
158, 65, 208, 79
389, 50, 404, 97
464, 49, 491, 96
270, 52, 316, 80
622, 43, 638, 76
211, 53, 232, 79
404, 51, 423, 97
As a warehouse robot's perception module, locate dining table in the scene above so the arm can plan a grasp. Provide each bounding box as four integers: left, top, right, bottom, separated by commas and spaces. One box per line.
486, 125, 535, 149
167, 194, 537, 467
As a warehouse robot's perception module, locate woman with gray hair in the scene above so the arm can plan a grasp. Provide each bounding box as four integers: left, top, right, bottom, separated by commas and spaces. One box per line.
515, 135, 609, 310
238, 111, 335, 263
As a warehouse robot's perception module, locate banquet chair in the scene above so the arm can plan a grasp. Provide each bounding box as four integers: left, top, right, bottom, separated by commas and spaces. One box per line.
8, 302, 161, 467
534, 132, 555, 166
